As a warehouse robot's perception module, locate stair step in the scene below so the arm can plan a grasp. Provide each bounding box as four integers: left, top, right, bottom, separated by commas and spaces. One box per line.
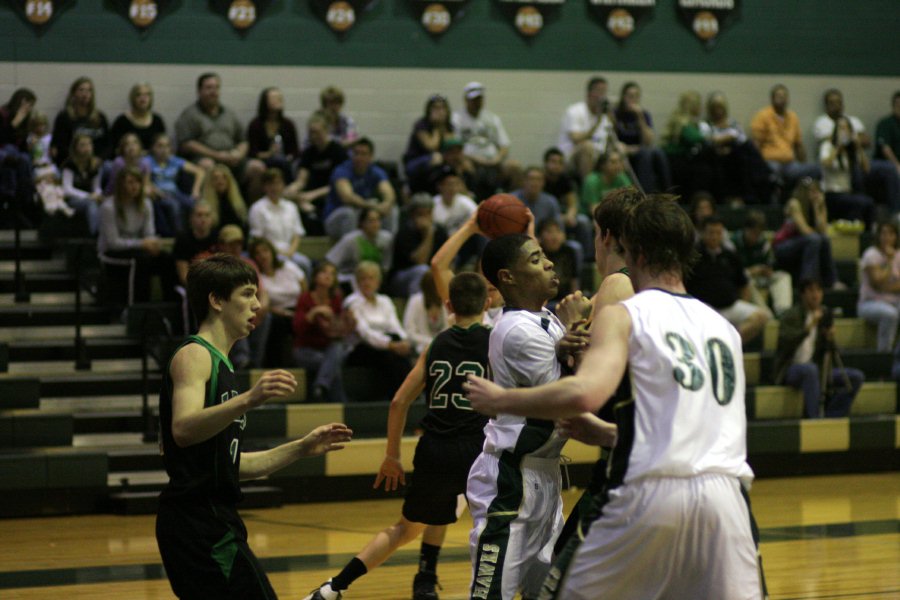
36, 372, 163, 397
73, 410, 156, 435
0, 324, 126, 342
0, 230, 39, 243
41, 393, 150, 412
6, 337, 142, 362
0, 241, 54, 260
4, 358, 150, 376
0, 259, 67, 273
0, 273, 77, 293
0, 304, 111, 326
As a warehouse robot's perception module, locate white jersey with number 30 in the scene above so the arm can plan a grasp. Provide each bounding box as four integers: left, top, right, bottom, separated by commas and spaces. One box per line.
617, 289, 754, 486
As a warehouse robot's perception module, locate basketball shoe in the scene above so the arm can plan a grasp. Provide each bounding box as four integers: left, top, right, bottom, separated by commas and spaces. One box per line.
412, 571, 439, 600
302, 580, 342, 600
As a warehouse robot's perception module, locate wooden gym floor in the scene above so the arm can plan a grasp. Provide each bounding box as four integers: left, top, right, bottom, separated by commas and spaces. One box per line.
0, 473, 897, 599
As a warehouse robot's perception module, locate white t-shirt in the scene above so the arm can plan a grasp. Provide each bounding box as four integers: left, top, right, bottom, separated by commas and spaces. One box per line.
618, 289, 754, 486
344, 291, 407, 350
402, 292, 448, 355
260, 261, 305, 312
818, 141, 853, 193
813, 114, 866, 143
432, 193, 477, 234
483, 308, 567, 458
556, 101, 614, 157
858, 246, 900, 305
248, 197, 306, 256
451, 109, 511, 162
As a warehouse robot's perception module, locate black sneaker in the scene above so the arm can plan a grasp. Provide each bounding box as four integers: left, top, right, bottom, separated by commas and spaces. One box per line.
302, 580, 342, 600
412, 571, 439, 600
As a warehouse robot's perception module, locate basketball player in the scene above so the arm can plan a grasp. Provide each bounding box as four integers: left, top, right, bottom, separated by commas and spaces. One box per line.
466, 196, 765, 599
466, 233, 574, 600
304, 272, 491, 600
156, 254, 352, 600
545, 187, 641, 587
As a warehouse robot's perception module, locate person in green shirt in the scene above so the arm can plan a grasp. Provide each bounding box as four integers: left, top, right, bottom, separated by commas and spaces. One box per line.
579, 149, 632, 216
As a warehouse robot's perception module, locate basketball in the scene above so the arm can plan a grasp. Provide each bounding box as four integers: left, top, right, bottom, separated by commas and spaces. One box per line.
477, 194, 530, 239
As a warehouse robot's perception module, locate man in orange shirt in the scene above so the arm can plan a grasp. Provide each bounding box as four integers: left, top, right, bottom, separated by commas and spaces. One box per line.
751, 84, 821, 197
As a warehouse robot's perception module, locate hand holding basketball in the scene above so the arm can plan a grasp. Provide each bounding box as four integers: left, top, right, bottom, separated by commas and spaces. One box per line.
477, 194, 530, 239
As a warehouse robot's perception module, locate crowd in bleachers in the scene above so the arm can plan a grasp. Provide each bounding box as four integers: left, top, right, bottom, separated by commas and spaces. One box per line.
2, 72, 899, 412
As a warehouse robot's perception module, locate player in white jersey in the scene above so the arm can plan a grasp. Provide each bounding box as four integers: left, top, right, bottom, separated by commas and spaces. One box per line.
466, 233, 577, 600
466, 196, 766, 600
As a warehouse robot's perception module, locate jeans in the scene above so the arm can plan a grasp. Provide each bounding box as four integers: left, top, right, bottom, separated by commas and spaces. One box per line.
784, 362, 863, 418
293, 341, 349, 403
628, 147, 671, 193
857, 299, 900, 351
774, 233, 837, 288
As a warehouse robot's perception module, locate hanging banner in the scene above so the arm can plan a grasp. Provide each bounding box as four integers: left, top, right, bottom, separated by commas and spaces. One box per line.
108, 0, 174, 30
409, 0, 469, 36
311, 0, 378, 34
587, 0, 655, 41
10, 0, 75, 30
676, 0, 740, 46
496, 0, 564, 38
209, 0, 274, 31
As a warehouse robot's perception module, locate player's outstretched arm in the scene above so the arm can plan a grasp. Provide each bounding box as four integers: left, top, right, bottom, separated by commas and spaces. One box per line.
240, 423, 353, 481
375, 352, 427, 492
466, 304, 631, 420
430, 212, 482, 303
170, 347, 297, 448
557, 413, 617, 447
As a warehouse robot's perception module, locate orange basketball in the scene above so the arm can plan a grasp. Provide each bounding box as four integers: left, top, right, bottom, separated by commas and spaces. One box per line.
477, 194, 530, 239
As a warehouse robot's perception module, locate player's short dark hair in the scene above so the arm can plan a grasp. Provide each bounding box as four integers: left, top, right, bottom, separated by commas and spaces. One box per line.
196, 72, 219, 90
187, 254, 258, 324
744, 210, 766, 231
449, 272, 488, 318
543, 147, 563, 163
622, 195, 697, 278
699, 215, 724, 231
480, 233, 531, 288
352, 137, 374, 154
593, 187, 645, 241
587, 76, 607, 92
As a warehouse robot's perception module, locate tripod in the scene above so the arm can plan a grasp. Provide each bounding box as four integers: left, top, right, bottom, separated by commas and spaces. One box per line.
819, 341, 853, 418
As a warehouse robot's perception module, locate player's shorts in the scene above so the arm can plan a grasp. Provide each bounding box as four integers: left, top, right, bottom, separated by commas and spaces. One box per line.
403, 431, 484, 525
156, 497, 277, 600
558, 473, 765, 600
467, 452, 564, 600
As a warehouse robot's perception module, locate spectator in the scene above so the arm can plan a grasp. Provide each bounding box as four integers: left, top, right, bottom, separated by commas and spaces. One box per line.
557, 76, 615, 180
248, 168, 312, 277
664, 90, 716, 199
110, 83, 166, 153
51, 77, 110, 165
431, 165, 477, 235
325, 207, 393, 291
27, 111, 53, 177
202, 163, 248, 229
544, 146, 592, 257
249, 236, 306, 366
343, 261, 412, 398
686, 216, 770, 344
774, 278, 863, 418
732, 210, 792, 317
292, 260, 353, 403
452, 82, 520, 199
580, 149, 633, 217
217, 225, 271, 369
819, 115, 876, 227
773, 178, 841, 290
145, 132, 205, 231
857, 221, 900, 352
247, 87, 299, 182
614, 81, 670, 192
61, 134, 103, 234
402, 270, 447, 356
313, 86, 359, 147
0, 88, 36, 152
389, 193, 448, 297
537, 218, 579, 308
403, 93, 455, 185
412, 136, 477, 196
173, 201, 217, 286
286, 115, 347, 235
174, 73, 265, 198
97, 167, 175, 307
705, 91, 770, 204
874, 91, 900, 178
750, 84, 820, 197
324, 137, 396, 240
